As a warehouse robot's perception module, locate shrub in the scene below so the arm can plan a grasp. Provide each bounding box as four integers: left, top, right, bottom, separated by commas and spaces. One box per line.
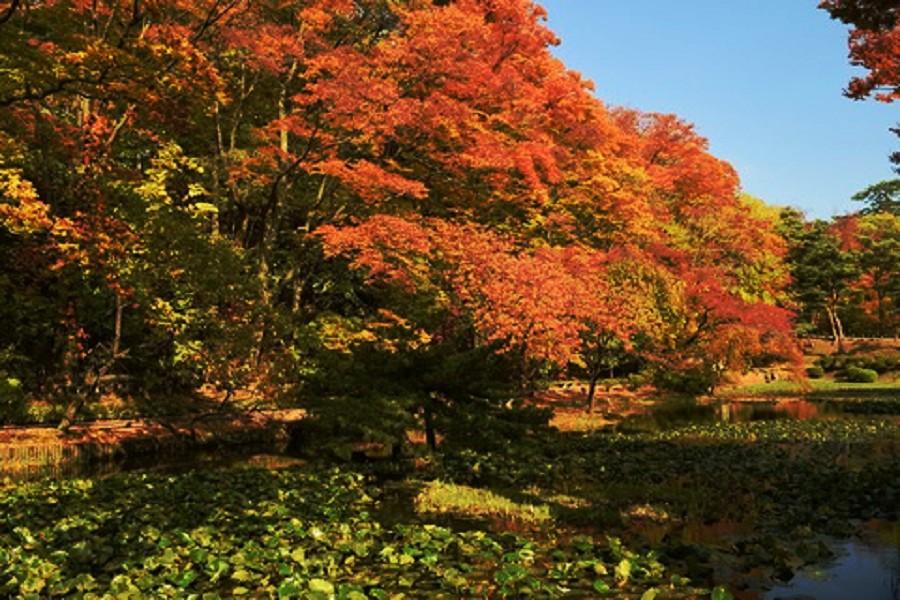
625, 371, 652, 390
816, 356, 836, 371
860, 353, 899, 374
817, 353, 899, 374
653, 367, 718, 395
838, 367, 878, 383
0, 374, 25, 424
805, 366, 825, 379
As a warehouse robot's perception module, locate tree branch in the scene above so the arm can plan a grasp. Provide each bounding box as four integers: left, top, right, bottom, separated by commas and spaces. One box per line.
0, 0, 20, 26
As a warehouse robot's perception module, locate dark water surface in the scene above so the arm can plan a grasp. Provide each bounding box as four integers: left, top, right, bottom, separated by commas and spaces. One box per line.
613, 396, 900, 433
766, 539, 900, 600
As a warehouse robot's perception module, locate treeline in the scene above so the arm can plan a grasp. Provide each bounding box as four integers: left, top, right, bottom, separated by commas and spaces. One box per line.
780, 182, 899, 343
1, 0, 798, 438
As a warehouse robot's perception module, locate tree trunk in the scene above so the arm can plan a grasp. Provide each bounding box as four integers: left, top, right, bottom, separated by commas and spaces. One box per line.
835, 311, 845, 353
112, 294, 123, 358
587, 369, 601, 413
825, 305, 841, 351
58, 396, 84, 432
876, 289, 887, 334
423, 397, 436, 451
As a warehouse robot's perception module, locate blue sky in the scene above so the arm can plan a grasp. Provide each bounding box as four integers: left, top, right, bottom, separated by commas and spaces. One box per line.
539, 0, 897, 219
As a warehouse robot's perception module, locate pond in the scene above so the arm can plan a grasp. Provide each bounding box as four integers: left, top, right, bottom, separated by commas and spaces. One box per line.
766, 538, 900, 600
2, 441, 305, 482
0, 395, 897, 598
612, 396, 900, 433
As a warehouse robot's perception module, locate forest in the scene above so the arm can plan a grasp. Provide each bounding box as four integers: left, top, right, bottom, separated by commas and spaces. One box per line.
0, 0, 898, 598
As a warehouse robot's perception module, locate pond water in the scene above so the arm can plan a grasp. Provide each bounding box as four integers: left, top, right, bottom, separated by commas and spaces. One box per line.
766, 539, 900, 600
3, 396, 898, 598
613, 396, 900, 433
3, 442, 303, 482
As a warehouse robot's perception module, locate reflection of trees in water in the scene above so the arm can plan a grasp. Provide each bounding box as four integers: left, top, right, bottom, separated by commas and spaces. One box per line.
624, 398, 839, 431
718, 400, 820, 423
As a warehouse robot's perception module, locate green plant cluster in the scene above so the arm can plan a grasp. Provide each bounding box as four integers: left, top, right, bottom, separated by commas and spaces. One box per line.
816, 352, 899, 374
837, 366, 879, 383
0, 372, 24, 423
805, 366, 825, 379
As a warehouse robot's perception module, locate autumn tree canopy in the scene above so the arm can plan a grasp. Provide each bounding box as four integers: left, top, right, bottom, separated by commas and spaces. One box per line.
0, 0, 800, 435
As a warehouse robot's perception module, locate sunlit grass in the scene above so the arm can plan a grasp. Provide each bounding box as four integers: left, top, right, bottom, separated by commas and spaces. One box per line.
723, 377, 900, 398
415, 480, 552, 523
549, 409, 614, 432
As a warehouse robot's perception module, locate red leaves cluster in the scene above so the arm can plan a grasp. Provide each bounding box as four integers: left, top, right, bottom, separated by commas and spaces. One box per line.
320, 216, 619, 366
846, 27, 900, 102
306, 1, 799, 375
820, 1, 899, 103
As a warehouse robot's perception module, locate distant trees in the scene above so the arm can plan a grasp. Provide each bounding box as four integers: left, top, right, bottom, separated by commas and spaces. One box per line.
780, 207, 899, 342
780, 213, 860, 347
800, 1, 900, 340
808, 2, 900, 341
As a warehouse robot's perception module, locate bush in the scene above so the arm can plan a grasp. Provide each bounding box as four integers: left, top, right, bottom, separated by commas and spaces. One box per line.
838, 367, 878, 383
817, 353, 899, 374
816, 356, 836, 371
818, 354, 853, 372
861, 353, 899, 374
0, 373, 25, 424
805, 366, 824, 379
625, 371, 652, 390
653, 367, 718, 395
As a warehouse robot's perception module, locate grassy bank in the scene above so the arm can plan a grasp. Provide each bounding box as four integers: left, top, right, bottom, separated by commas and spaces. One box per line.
0, 410, 305, 477
719, 377, 900, 398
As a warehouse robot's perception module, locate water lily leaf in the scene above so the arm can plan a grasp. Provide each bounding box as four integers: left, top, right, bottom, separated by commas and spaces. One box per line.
309, 578, 335, 596
278, 579, 302, 598
170, 569, 198, 589
711, 586, 734, 600
207, 558, 229, 582
232, 569, 254, 583
641, 588, 659, 600
614, 558, 632, 584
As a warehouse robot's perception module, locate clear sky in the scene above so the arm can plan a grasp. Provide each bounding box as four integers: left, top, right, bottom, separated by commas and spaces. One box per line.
539, 0, 897, 219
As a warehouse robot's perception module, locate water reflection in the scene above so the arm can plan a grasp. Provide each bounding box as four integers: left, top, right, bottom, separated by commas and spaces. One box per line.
2, 443, 298, 483
719, 399, 820, 423
613, 397, 897, 433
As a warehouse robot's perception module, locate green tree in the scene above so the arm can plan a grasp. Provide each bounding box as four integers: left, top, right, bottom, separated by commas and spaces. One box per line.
781, 211, 860, 348
853, 179, 900, 215
857, 212, 900, 334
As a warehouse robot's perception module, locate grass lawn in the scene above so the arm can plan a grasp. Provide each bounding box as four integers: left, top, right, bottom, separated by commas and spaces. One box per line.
721, 376, 900, 398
